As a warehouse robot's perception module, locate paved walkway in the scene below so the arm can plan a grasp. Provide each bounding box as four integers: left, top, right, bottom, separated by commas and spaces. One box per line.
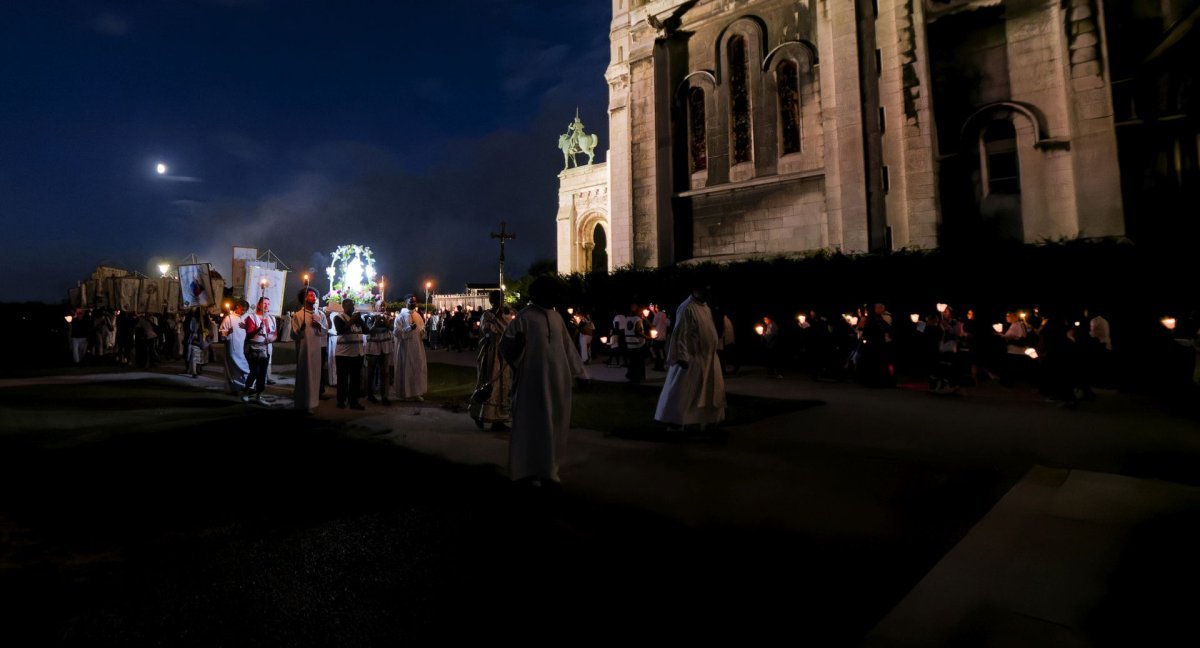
10, 349, 1200, 643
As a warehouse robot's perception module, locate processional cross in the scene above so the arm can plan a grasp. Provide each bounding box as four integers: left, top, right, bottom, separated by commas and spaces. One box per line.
490, 220, 517, 292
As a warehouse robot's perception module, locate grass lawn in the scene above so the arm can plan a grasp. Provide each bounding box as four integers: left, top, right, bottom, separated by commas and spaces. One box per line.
421, 363, 821, 436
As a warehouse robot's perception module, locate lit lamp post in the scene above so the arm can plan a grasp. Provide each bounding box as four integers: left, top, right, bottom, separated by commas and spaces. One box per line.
157, 263, 170, 278
425, 281, 432, 312
379, 277, 386, 306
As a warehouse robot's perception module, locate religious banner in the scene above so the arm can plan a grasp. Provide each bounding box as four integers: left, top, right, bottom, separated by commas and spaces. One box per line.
109, 276, 140, 311
138, 277, 163, 313
208, 276, 227, 316
90, 266, 128, 296
164, 278, 180, 313
178, 263, 214, 309
231, 246, 258, 295
245, 266, 287, 317
87, 280, 107, 308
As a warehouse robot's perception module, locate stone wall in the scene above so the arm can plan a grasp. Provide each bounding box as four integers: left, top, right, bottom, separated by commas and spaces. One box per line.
689, 174, 828, 258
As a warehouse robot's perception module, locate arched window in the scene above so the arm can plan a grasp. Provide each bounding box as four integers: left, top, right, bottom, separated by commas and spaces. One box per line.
688, 87, 707, 171
728, 35, 753, 164
777, 59, 801, 155
981, 121, 1019, 196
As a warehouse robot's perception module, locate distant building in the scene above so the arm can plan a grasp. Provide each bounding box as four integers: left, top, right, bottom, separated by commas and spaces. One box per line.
558, 0, 1198, 273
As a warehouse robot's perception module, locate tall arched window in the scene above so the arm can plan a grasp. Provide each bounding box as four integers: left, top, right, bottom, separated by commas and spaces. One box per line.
728, 35, 753, 164
981, 121, 1019, 196
688, 87, 707, 171
777, 59, 801, 155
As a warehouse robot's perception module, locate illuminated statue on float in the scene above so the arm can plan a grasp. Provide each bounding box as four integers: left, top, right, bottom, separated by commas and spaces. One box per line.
325, 244, 380, 310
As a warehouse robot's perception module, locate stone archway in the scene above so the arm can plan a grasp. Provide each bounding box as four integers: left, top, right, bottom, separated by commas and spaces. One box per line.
590, 223, 608, 272
577, 212, 610, 273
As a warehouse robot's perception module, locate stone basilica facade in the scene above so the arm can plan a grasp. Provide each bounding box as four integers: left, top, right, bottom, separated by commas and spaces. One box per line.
558, 0, 1198, 274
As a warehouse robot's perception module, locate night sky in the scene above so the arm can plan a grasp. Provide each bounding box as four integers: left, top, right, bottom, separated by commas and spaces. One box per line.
0, 0, 610, 303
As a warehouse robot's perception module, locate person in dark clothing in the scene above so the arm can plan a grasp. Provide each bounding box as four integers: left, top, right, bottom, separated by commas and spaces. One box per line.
857, 304, 894, 387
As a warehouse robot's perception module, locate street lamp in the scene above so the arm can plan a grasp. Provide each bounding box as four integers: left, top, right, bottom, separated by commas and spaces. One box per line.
157, 263, 170, 278
156, 162, 168, 175
425, 281, 432, 312
378, 277, 386, 305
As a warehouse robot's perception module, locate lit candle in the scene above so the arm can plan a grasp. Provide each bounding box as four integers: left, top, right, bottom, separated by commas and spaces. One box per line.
936, 303, 948, 313
567, 308, 574, 315
642, 308, 650, 318
797, 314, 806, 325
1161, 317, 1177, 331
650, 328, 659, 339
993, 323, 1004, 333
1018, 311, 1027, 321
65, 315, 73, 323
1024, 347, 1039, 360
848, 316, 859, 326
910, 313, 920, 324
600, 336, 608, 345
755, 324, 765, 335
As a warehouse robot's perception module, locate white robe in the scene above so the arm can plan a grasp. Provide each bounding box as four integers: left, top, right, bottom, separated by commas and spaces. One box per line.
220, 312, 249, 392
501, 304, 586, 482
292, 308, 328, 411
392, 308, 427, 398
655, 296, 726, 425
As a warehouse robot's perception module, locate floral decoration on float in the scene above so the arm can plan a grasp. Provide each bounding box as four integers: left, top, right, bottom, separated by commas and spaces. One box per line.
324, 244, 380, 308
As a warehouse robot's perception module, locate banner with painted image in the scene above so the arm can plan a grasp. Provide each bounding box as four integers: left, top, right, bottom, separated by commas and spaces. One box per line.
87, 280, 106, 308
232, 246, 258, 295
178, 263, 214, 309
245, 266, 287, 317
208, 277, 227, 315
108, 276, 140, 311
138, 277, 164, 313
164, 279, 180, 313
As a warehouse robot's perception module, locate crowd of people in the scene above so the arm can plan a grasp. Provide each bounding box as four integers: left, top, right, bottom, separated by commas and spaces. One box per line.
62, 282, 1199, 489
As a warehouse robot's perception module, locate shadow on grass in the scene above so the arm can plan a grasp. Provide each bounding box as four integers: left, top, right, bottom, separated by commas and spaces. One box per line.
573, 380, 823, 440
0, 379, 239, 411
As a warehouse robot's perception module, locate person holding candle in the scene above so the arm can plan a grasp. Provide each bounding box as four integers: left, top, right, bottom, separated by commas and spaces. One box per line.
291, 287, 328, 413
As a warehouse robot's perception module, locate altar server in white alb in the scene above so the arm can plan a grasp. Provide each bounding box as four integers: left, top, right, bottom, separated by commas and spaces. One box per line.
291, 287, 328, 413
500, 276, 587, 485
219, 299, 249, 394
393, 296, 427, 402
655, 284, 726, 431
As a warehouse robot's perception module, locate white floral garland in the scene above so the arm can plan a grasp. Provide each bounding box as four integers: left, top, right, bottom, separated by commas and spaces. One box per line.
324, 244, 379, 305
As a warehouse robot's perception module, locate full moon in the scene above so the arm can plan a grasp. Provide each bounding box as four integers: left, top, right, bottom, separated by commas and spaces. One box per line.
156, 162, 167, 175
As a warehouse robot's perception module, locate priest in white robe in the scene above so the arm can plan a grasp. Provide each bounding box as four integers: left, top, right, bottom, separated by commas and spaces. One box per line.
219, 300, 249, 394
291, 287, 328, 413
392, 296, 428, 401
500, 276, 586, 484
655, 286, 726, 428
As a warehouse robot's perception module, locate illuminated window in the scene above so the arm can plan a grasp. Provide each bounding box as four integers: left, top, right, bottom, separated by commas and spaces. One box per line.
688, 87, 707, 171
777, 60, 801, 155
729, 35, 752, 164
